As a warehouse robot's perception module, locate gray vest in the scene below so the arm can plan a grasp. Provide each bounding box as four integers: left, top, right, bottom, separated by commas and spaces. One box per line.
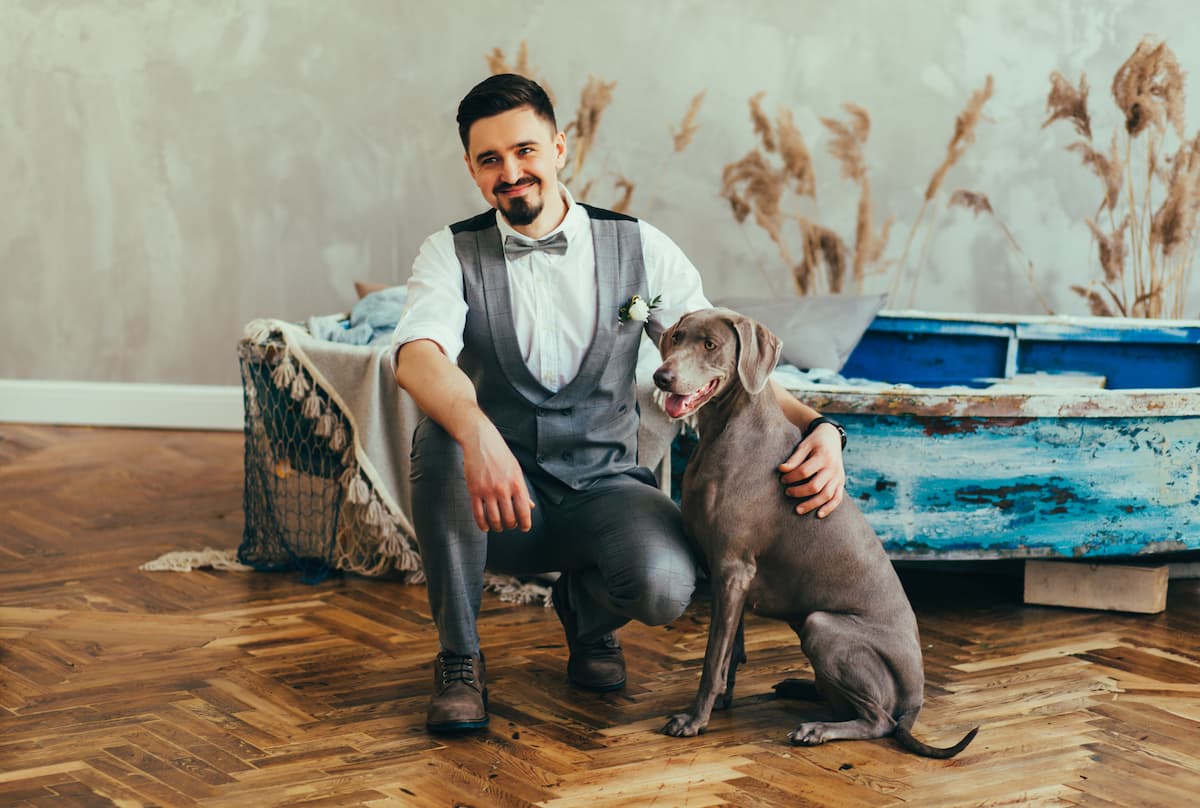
450, 204, 648, 493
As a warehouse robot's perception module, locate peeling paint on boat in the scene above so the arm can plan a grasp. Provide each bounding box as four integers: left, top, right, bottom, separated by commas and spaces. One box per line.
782, 311, 1200, 560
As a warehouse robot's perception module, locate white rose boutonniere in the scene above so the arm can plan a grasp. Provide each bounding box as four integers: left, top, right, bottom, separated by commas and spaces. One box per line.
618, 294, 661, 324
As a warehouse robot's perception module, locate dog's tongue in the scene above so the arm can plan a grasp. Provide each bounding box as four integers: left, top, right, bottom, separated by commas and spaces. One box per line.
664, 391, 701, 419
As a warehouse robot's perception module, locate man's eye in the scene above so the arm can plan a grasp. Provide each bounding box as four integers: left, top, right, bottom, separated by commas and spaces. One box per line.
704, 339, 716, 351
519, 147, 534, 155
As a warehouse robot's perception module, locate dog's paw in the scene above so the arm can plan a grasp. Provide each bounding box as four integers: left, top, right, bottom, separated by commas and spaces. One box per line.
788, 723, 828, 746
662, 712, 706, 737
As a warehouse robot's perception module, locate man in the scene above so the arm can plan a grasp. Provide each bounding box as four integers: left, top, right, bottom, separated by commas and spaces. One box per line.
392, 74, 847, 733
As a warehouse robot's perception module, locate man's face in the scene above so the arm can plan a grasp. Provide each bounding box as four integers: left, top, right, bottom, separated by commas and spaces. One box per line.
464, 106, 566, 227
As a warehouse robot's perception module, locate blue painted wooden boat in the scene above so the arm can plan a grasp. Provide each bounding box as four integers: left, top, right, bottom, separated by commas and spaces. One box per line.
797, 312, 1200, 560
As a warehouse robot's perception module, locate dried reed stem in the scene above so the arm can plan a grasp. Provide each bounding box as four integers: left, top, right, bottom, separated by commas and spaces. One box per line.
721, 149, 789, 267
822, 103, 889, 290
671, 91, 707, 152
611, 176, 635, 214
795, 216, 847, 295
1049, 40, 1200, 319
749, 91, 777, 152
950, 190, 1055, 314
777, 108, 816, 197
487, 41, 555, 107
893, 76, 995, 306
563, 75, 617, 185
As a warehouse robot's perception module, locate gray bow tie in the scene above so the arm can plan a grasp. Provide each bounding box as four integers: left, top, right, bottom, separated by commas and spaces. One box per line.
504, 231, 569, 261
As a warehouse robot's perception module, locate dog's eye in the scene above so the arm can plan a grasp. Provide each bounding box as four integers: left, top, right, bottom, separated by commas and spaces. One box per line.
704, 339, 716, 351
671, 332, 683, 344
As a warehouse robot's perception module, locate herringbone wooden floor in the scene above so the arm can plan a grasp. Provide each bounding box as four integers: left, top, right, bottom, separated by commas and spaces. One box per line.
2, 424, 1199, 807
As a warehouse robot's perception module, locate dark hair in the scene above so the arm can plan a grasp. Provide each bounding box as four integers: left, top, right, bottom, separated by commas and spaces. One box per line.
456, 73, 557, 152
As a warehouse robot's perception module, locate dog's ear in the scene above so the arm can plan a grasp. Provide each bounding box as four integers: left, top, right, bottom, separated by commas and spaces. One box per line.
732, 315, 782, 394
657, 314, 685, 356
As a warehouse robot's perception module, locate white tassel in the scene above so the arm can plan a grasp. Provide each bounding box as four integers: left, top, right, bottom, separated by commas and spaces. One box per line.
301, 391, 322, 419
365, 498, 386, 526
271, 354, 297, 389
378, 529, 404, 559
315, 412, 335, 437
346, 473, 370, 505
289, 371, 309, 401
330, 423, 348, 451
341, 446, 356, 466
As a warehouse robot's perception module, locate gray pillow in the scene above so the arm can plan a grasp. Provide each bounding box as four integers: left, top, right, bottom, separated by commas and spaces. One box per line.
714, 294, 887, 370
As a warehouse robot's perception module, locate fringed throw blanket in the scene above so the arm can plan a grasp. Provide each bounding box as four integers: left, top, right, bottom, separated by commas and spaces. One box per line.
229, 318, 680, 591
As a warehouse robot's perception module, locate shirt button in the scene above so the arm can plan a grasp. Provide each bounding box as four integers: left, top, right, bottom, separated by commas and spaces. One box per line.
561, 451, 573, 462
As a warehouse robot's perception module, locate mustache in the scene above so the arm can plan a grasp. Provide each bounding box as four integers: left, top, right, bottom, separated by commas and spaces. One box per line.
494, 177, 538, 193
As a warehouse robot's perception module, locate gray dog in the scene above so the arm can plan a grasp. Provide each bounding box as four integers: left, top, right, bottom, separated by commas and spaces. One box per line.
653, 308, 977, 759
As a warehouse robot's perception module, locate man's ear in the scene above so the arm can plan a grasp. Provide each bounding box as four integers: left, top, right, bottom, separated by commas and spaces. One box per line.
732, 315, 782, 394
555, 130, 567, 171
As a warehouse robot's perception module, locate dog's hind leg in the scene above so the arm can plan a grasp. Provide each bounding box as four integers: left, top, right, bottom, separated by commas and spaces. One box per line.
787, 612, 899, 746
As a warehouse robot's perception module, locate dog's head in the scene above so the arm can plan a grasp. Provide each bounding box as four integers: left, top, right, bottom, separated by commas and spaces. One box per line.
652, 308, 782, 420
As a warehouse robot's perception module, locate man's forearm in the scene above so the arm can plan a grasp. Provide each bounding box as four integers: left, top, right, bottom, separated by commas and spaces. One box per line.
394, 339, 490, 443
769, 379, 822, 431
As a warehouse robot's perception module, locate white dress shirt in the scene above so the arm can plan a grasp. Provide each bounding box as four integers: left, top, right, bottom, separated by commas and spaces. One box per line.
391, 185, 711, 392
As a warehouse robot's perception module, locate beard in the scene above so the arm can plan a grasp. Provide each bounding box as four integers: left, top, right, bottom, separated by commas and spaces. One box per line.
495, 179, 543, 226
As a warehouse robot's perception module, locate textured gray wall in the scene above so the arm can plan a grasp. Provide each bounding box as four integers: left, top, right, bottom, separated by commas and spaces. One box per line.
5, 0, 1200, 385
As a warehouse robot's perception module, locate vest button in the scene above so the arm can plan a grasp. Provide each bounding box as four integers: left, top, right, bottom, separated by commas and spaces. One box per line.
536, 453, 546, 463
536, 408, 548, 417
561, 451, 572, 462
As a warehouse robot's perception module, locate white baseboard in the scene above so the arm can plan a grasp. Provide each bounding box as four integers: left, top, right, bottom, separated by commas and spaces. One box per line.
0, 379, 243, 431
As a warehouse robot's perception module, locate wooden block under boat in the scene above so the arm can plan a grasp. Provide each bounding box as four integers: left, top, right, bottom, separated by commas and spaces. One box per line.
1023, 559, 1169, 614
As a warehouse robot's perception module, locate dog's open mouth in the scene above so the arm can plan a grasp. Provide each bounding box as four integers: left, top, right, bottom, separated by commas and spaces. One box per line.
663, 378, 719, 419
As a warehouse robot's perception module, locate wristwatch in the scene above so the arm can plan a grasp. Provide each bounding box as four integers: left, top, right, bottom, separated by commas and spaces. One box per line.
804, 416, 847, 450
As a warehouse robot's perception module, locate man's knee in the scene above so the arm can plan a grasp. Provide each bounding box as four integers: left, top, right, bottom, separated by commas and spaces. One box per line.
623, 561, 696, 626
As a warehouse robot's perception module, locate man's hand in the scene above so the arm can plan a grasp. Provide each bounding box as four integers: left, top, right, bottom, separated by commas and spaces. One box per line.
778, 423, 846, 518
394, 339, 534, 534
460, 421, 535, 533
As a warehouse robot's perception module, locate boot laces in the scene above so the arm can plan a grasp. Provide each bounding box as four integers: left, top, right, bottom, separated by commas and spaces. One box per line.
439, 653, 476, 685
581, 633, 622, 658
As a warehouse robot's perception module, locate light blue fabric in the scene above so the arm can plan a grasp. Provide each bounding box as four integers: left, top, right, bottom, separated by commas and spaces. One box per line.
307, 286, 408, 346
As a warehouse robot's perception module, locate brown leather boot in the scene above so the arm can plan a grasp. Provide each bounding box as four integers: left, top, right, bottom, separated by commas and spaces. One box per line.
426, 651, 488, 733
552, 575, 626, 691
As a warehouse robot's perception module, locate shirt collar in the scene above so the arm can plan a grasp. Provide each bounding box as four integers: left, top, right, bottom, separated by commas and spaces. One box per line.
495, 183, 587, 247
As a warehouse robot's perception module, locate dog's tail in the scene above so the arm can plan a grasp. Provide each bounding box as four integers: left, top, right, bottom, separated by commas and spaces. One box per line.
893, 711, 978, 759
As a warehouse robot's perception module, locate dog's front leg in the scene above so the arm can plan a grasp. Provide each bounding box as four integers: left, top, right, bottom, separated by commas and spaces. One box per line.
663, 561, 755, 737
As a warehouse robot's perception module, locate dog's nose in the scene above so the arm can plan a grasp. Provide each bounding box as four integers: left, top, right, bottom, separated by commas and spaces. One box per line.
653, 366, 675, 390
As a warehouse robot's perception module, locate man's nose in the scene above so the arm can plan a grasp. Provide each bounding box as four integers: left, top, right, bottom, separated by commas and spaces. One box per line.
500, 155, 522, 183
652, 366, 676, 390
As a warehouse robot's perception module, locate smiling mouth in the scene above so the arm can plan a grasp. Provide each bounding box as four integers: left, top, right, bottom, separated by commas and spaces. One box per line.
497, 178, 537, 197
662, 378, 719, 419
